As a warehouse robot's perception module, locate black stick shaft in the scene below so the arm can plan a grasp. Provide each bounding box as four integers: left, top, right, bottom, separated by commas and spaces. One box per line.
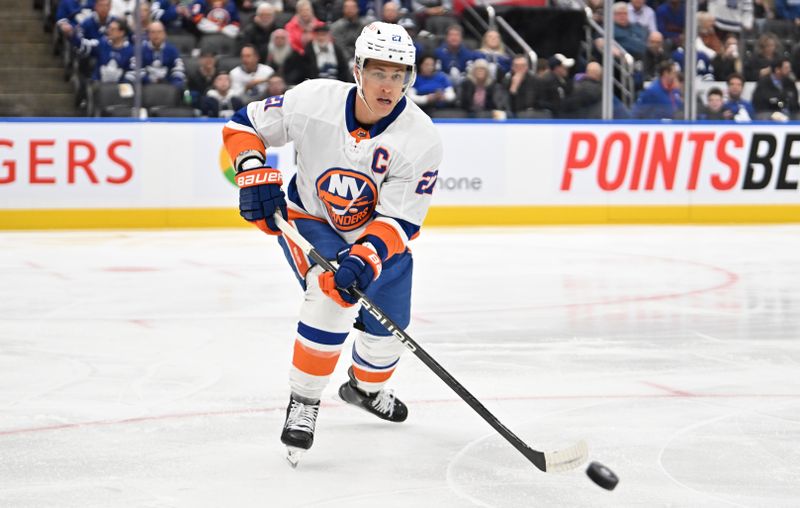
303, 245, 548, 472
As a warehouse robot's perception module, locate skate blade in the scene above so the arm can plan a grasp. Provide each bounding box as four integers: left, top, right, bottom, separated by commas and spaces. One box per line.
286, 446, 305, 468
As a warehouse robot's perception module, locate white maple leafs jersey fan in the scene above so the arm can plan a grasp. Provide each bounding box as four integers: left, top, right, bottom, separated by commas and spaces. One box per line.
224, 79, 443, 255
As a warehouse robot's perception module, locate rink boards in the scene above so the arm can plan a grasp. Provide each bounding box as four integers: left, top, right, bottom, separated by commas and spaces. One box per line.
0, 118, 798, 229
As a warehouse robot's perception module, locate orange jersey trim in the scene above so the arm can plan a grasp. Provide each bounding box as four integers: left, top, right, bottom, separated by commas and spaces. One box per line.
222, 126, 265, 168
292, 340, 341, 376
361, 220, 405, 259
352, 365, 396, 384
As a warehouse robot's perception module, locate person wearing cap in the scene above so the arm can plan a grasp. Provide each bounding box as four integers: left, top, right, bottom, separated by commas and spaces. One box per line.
284, 23, 350, 84
222, 21, 442, 465
534, 53, 575, 117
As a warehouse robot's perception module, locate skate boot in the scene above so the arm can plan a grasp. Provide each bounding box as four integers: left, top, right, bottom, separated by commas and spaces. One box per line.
338, 368, 408, 423
280, 393, 320, 468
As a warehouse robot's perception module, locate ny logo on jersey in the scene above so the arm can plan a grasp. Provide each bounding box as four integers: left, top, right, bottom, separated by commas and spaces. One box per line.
391, 35, 402, 42
316, 168, 377, 231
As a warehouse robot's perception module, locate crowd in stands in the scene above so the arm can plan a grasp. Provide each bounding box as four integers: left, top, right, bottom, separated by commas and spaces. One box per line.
47, 0, 800, 120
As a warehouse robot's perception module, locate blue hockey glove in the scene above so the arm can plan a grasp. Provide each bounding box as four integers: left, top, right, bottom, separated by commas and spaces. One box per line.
319, 243, 383, 307
235, 166, 287, 235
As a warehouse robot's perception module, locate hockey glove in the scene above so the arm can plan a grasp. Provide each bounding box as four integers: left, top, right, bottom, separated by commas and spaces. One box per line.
319, 243, 382, 307
235, 166, 287, 235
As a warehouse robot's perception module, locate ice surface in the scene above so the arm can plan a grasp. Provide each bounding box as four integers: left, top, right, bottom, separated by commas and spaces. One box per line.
0, 225, 798, 507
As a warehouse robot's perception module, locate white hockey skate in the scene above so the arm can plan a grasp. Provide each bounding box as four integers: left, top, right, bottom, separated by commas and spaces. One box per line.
280, 394, 320, 468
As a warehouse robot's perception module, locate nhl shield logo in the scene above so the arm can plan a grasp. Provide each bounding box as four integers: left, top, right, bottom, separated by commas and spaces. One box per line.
316, 168, 377, 231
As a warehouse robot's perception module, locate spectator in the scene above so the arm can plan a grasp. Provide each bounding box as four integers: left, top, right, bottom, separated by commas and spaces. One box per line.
265, 74, 288, 97
285, 0, 324, 54
69, 18, 134, 83
632, 60, 683, 119
656, 0, 685, 46
200, 72, 244, 117
504, 54, 537, 116
642, 30, 669, 81
242, 3, 279, 61
713, 35, 744, 81
191, 0, 240, 38
127, 21, 186, 89
380, 1, 401, 23
775, 0, 800, 22
230, 43, 276, 102
707, 0, 754, 34
700, 87, 726, 119
56, 0, 93, 32
478, 29, 511, 81
562, 61, 603, 119
137, 1, 154, 34
416, 0, 454, 34
611, 1, 647, 60
744, 33, 780, 81
697, 12, 723, 58
75, 0, 115, 41
535, 57, 549, 78
628, 0, 656, 33
535, 53, 575, 118
284, 24, 349, 84
593, 3, 647, 60
754, 0, 775, 19
434, 24, 481, 86
752, 58, 799, 120
110, 0, 137, 26
458, 59, 507, 117
151, 0, 186, 31
671, 35, 715, 80
186, 50, 217, 103
408, 54, 456, 113
722, 72, 755, 121
266, 28, 295, 74
330, 0, 364, 62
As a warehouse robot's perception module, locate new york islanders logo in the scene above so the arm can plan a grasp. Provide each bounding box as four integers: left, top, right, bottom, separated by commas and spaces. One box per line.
316, 168, 377, 231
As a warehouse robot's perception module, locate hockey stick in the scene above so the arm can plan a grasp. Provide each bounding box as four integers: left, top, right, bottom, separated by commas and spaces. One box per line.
274, 214, 588, 473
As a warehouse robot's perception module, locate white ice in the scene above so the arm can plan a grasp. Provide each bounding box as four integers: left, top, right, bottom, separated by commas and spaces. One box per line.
0, 225, 799, 507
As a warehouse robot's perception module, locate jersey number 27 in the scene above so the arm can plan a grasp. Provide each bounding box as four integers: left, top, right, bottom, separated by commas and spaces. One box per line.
415, 170, 438, 195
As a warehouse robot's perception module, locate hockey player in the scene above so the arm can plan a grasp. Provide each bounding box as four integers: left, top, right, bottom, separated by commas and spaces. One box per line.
222, 21, 442, 466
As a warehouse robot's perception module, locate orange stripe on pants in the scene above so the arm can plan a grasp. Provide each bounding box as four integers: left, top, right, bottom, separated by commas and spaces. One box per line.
292, 340, 341, 376
352, 365, 395, 383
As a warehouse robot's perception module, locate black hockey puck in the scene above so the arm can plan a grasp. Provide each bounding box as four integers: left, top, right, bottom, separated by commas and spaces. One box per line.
586, 461, 619, 491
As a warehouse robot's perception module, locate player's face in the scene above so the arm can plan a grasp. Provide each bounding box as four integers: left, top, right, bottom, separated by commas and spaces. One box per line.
359, 60, 409, 118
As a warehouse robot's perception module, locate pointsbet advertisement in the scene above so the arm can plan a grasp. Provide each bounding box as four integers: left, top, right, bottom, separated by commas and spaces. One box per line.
0, 120, 798, 228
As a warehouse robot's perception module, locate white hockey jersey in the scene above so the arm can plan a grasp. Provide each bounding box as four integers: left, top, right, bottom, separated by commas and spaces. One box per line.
223, 79, 443, 259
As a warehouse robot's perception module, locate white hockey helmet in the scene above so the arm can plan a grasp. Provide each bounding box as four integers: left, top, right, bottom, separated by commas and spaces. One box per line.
353, 21, 417, 96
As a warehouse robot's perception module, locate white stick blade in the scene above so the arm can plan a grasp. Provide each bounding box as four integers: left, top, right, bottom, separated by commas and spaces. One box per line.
544, 440, 589, 472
